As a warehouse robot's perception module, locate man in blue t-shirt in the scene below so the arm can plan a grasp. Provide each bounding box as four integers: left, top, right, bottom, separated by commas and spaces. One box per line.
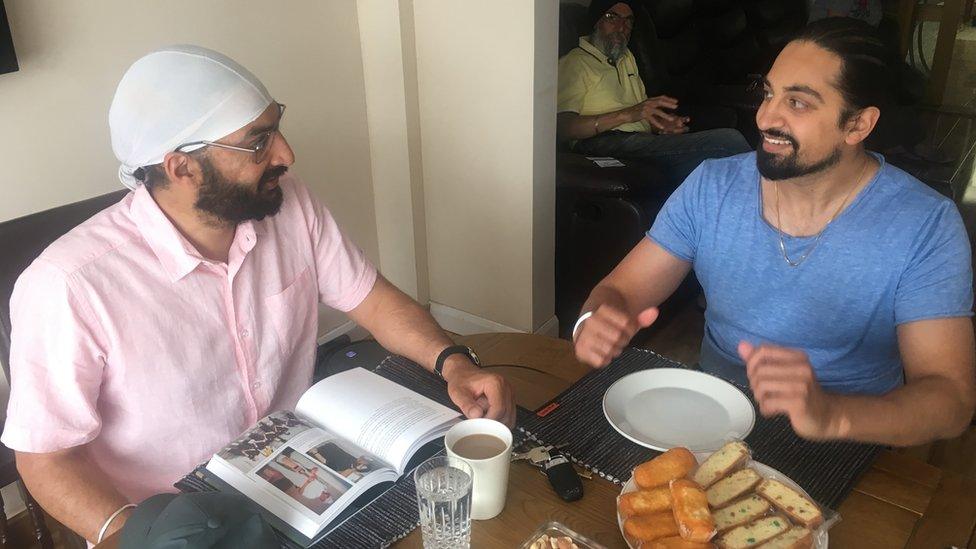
572, 18, 975, 446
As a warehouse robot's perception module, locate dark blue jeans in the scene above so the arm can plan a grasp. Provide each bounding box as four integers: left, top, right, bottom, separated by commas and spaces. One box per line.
573, 128, 751, 187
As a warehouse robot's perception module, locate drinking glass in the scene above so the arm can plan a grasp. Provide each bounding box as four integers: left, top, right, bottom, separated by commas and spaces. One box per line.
414, 456, 473, 549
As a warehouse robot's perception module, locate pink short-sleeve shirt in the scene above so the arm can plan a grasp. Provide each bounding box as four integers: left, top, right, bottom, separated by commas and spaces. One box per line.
1, 174, 377, 503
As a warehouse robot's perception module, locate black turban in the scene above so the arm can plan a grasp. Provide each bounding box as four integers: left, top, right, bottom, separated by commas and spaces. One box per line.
585, 0, 638, 31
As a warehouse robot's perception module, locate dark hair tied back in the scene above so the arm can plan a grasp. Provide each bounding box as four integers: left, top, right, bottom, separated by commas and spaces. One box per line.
792, 17, 893, 121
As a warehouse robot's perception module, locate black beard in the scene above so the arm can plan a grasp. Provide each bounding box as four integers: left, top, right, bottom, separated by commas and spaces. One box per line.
194, 158, 286, 225
756, 132, 842, 180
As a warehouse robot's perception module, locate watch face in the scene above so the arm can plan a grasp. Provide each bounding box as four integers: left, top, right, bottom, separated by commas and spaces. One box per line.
468, 348, 481, 366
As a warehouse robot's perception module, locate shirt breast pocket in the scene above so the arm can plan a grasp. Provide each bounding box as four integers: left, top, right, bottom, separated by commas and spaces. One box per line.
265, 266, 317, 358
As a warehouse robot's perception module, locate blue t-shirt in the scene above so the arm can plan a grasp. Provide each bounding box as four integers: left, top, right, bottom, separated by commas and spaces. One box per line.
648, 152, 973, 395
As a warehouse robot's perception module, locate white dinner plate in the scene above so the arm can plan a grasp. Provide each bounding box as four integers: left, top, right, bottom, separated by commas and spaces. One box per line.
602, 368, 755, 453
616, 460, 828, 548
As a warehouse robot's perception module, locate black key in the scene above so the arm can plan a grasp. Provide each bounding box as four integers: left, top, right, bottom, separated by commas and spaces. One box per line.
543, 451, 583, 502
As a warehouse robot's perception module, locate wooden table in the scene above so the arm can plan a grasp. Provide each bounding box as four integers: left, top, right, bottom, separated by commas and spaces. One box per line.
98, 333, 976, 548
417, 333, 976, 549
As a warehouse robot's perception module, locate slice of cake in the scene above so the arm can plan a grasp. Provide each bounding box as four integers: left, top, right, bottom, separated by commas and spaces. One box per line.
693, 441, 751, 488
755, 479, 824, 528
707, 468, 762, 508
757, 526, 814, 548
715, 515, 791, 549
713, 494, 772, 532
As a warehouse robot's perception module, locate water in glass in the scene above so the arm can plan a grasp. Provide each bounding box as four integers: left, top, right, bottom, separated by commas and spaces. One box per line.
414, 456, 473, 549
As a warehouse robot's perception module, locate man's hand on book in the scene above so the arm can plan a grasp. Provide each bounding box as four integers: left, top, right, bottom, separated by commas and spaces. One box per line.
443, 358, 516, 428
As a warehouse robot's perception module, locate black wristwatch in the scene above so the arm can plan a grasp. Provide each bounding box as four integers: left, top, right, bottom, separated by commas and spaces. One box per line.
434, 345, 481, 380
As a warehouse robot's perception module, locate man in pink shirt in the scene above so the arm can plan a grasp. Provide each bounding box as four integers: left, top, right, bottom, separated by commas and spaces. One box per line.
2, 45, 515, 544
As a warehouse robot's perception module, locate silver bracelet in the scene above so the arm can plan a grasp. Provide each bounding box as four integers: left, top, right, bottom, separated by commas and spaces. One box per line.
572, 311, 593, 341
97, 503, 136, 543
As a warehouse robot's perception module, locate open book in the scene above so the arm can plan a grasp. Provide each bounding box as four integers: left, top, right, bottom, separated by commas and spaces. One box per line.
205, 367, 461, 541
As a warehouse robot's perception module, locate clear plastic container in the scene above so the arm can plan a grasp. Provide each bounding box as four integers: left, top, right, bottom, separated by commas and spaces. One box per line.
519, 521, 608, 549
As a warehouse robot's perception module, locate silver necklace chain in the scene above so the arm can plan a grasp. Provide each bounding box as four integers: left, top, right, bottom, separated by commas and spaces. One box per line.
773, 158, 869, 267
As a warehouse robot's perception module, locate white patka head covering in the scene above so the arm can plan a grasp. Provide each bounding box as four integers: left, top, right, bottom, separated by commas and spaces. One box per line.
109, 45, 274, 190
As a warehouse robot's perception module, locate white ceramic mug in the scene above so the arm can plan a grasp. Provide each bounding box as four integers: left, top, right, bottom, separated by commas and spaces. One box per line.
444, 418, 513, 520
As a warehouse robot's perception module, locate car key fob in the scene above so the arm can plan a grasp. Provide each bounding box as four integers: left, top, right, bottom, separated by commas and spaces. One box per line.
543, 451, 583, 501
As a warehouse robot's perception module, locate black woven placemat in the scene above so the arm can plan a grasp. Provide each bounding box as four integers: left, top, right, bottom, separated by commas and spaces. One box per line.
176, 356, 533, 548
517, 347, 881, 509
177, 458, 427, 549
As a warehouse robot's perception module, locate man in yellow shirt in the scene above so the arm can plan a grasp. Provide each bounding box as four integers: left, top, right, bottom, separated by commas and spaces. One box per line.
558, 0, 751, 186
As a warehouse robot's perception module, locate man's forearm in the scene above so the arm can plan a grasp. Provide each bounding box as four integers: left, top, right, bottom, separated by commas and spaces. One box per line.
577, 238, 692, 327
369, 298, 453, 371
17, 448, 132, 543
350, 276, 517, 425
559, 110, 634, 140
350, 277, 461, 377
826, 376, 974, 446
580, 283, 633, 318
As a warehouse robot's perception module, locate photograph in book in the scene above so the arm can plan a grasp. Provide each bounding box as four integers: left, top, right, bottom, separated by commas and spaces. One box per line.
307, 439, 381, 484
217, 411, 314, 474
255, 448, 350, 515
202, 368, 463, 540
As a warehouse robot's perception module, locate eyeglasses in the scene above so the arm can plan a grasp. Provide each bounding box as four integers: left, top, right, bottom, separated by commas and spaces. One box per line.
603, 11, 635, 27
175, 103, 286, 164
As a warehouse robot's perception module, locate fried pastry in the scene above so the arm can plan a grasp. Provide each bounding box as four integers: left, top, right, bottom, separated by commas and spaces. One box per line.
618, 486, 672, 517
645, 536, 717, 548
635, 447, 697, 489
624, 511, 681, 542
670, 479, 716, 542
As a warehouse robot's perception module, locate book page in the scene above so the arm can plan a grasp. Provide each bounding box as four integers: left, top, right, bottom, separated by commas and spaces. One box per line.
207, 413, 397, 538
214, 411, 316, 475
289, 429, 387, 486
296, 368, 460, 471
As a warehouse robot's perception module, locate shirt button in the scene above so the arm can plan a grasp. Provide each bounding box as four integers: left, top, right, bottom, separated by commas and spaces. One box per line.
240, 329, 249, 338
252, 381, 262, 390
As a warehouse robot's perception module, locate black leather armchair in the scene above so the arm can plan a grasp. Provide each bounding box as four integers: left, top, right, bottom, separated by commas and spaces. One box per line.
556, 152, 671, 337
0, 189, 127, 548
639, 0, 809, 144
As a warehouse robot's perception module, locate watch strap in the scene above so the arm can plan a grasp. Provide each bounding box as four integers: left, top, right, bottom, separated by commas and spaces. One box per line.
434, 345, 480, 379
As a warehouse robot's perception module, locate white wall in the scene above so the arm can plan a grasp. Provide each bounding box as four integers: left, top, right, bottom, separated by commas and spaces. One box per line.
0, 0, 380, 338
356, 0, 429, 302
413, 0, 557, 333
